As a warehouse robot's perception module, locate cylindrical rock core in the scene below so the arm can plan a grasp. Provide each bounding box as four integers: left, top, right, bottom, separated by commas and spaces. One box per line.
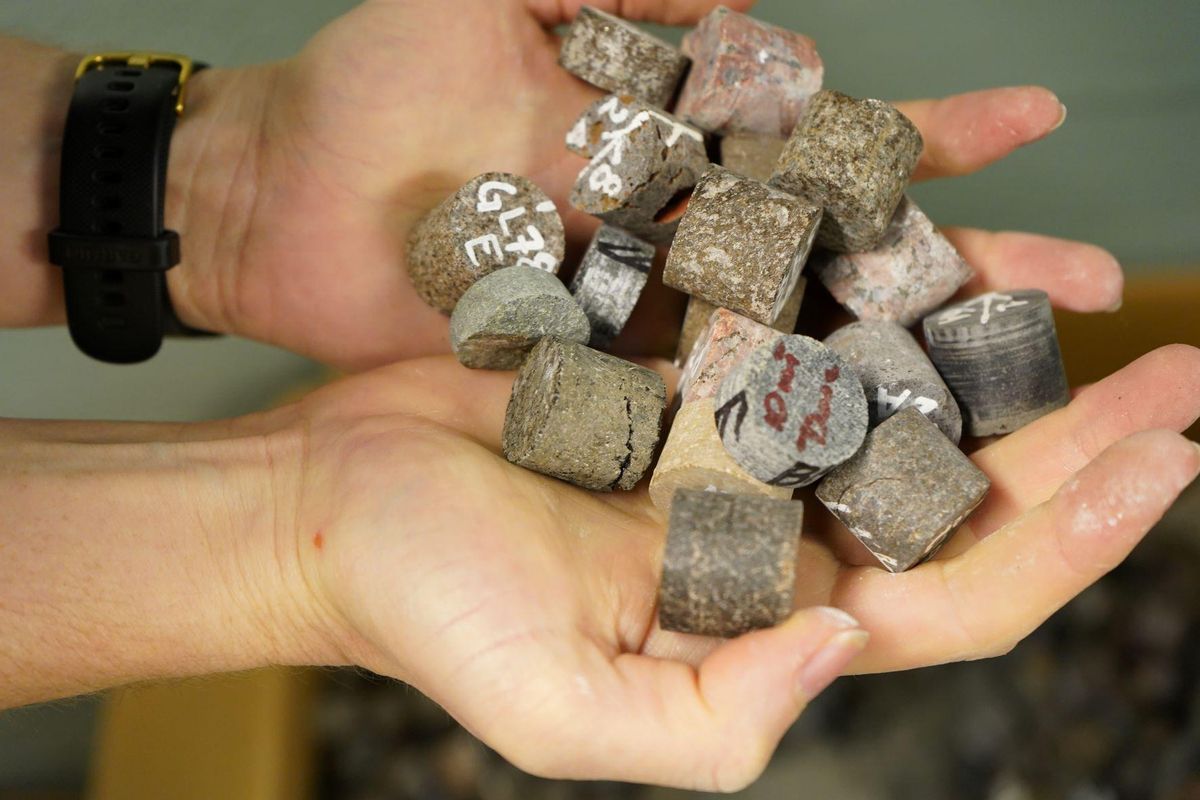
770, 91, 922, 253
450, 266, 591, 370
675, 7, 823, 138
816, 408, 990, 573
658, 488, 802, 638
570, 105, 709, 244
407, 173, 565, 313
566, 94, 650, 159
809, 196, 974, 326
649, 399, 792, 512
922, 289, 1070, 437
674, 279, 804, 367
713, 334, 868, 487
677, 307, 782, 405
824, 319, 962, 443
569, 225, 655, 348
558, 6, 691, 108
502, 338, 667, 491
664, 166, 820, 326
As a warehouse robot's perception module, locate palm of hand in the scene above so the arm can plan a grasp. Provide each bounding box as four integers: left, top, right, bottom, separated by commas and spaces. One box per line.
202, 0, 594, 368
295, 349, 1200, 789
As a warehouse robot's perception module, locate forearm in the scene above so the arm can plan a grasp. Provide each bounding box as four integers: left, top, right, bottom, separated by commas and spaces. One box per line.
0, 412, 339, 709
0, 38, 76, 327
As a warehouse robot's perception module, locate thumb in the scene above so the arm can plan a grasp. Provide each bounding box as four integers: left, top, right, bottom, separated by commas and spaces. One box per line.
588, 606, 867, 790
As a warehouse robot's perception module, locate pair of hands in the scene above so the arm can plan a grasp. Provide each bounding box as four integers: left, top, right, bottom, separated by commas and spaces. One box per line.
85, 0, 1200, 789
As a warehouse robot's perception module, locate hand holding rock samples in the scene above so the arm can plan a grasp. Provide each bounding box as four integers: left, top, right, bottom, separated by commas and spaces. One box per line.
399, 4, 1090, 645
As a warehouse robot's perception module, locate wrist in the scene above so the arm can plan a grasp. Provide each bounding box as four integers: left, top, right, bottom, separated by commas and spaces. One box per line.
0, 411, 348, 708
165, 62, 278, 334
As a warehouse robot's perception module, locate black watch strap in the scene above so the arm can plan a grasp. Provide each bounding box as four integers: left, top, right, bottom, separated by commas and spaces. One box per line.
48, 54, 210, 363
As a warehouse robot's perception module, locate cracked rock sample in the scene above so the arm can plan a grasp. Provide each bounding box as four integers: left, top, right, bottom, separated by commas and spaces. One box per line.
923, 290, 1070, 437
570, 105, 709, 244
809, 197, 973, 326
677, 307, 781, 405
825, 319, 962, 443
450, 266, 590, 369
650, 399, 792, 512
558, 6, 690, 108
719, 132, 787, 182
675, 7, 823, 138
674, 278, 805, 367
817, 407, 990, 572
663, 166, 820, 325
714, 334, 868, 487
408, 173, 564, 313
658, 488, 801, 637
569, 225, 655, 348
565, 94, 650, 159
502, 338, 666, 491
770, 91, 922, 253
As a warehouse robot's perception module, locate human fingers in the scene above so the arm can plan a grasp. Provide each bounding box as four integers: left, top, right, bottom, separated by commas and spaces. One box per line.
835, 429, 1199, 673
528, 0, 756, 27
943, 227, 1123, 313
895, 86, 1065, 182
964, 344, 1200, 541
501, 606, 863, 789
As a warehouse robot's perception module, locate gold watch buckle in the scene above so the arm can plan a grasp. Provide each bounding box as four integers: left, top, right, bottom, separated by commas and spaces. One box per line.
74, 52, 195, 116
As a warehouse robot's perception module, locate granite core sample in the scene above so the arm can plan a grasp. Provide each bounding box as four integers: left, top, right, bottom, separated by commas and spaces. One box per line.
770, 91, 922, 253
675, 7, 823, 138
719, 132, 787, 182
809, 197, 973, 326
502, 338, 667, 491
677, 306, 782, 405
565, 94, 650, 159
663, 166, 820, 325
569, 225, 655, 348
714, 334, 868, 487
674, 277, 804, 367
649, 399, 792, 512
816, 407, 990, 572
408, 173, 565, 313
558, 6, 690, 108
658, 489, 802, 637
449, 266, 591, 369
570, 105, 709, 244
824, 319, 962, 443
923, 290, 1071, 437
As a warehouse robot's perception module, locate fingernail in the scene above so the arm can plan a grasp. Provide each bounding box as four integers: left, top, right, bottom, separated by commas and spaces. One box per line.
1107, 295, 1123, 312
1051, 102, 1068, 132
815, 606, 860, 629
796, 629, 869, 701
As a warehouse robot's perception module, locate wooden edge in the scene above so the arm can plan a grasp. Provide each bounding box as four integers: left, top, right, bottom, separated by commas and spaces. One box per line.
87, 668, 318, 800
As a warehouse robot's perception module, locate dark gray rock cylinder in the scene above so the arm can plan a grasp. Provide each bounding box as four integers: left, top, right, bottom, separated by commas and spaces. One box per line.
450, 266, 590, 370
824, 319, 962, 443
816, 408, 990, 572
922, 289, 1070, 437
658, 488, 802, 637
713, 334, 868, 487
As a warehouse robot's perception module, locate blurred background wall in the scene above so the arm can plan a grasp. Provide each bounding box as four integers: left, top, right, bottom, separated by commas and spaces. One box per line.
1, 0, 1197, 795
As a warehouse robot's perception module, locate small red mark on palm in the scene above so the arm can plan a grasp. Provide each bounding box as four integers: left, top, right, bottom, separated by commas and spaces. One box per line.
313, 531, 324, 551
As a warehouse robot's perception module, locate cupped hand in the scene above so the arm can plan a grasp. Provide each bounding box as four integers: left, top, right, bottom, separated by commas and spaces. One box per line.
280, 342, 1199, 790
165, 0, 1121, 370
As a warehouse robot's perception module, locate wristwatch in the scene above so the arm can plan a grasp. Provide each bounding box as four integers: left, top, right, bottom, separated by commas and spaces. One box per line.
47, 52, 214, 364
